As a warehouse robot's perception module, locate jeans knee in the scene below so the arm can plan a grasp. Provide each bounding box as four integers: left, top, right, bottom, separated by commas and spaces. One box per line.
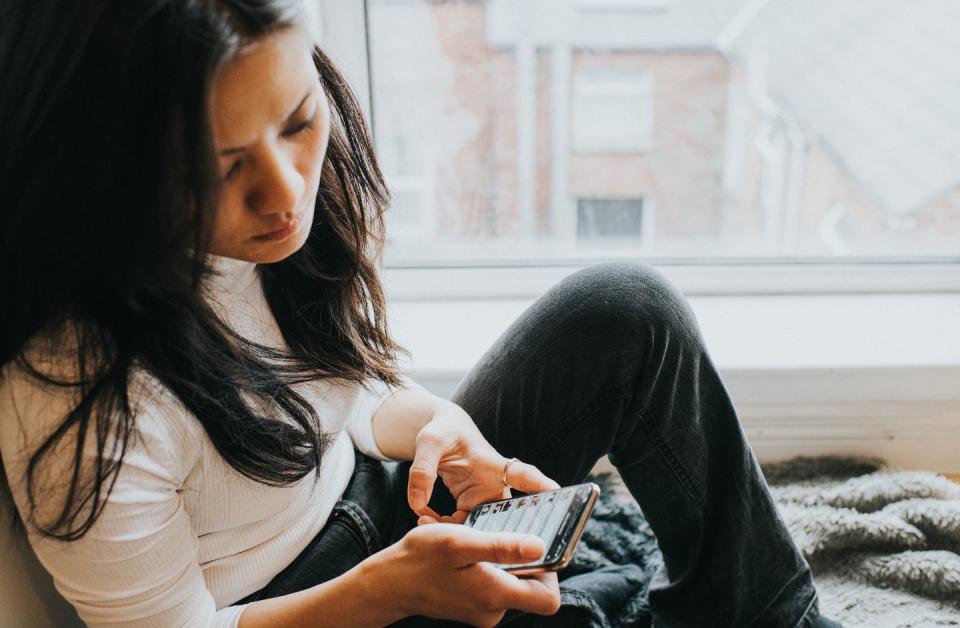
556, 262, 703, 349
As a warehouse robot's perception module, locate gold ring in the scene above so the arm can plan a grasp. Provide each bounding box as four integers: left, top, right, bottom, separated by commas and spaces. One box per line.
501, 457, 519, 488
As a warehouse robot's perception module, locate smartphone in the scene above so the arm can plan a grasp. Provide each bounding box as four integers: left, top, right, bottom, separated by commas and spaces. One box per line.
463, 482, 600, 575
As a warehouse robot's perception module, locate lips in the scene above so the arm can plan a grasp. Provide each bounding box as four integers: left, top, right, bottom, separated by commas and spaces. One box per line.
254, 212, 302, 241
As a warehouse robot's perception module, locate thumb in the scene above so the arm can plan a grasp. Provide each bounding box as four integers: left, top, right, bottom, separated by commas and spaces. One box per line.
445, 527, 547, 567
408, 438, 445, 512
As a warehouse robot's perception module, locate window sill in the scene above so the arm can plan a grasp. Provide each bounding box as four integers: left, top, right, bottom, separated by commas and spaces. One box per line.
386, 290, 960, 473
381, 260, 960, 299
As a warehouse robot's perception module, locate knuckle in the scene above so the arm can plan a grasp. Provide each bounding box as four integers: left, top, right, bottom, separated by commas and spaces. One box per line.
492, 536, 512, 563
415, 429, 445, 448
436, 533, 458, 557
545, 592, 562, 615
400, 531, 422, 552
408, 524, 439, 550
409, 458, 435, 474
515, 464, 530, 482
486, 590, 506, 611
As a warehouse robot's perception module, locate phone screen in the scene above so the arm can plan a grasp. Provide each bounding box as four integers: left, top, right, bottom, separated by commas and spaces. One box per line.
464, 483, 598, 571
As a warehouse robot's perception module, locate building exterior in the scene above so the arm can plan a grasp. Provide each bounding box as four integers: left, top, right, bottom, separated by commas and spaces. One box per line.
367, 0, 960, 262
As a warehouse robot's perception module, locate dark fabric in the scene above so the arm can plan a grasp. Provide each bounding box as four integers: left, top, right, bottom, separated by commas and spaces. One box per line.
236, 262, 824, 627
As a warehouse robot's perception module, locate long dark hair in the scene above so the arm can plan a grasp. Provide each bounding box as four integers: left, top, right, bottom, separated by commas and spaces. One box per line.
0, 0, 408, 541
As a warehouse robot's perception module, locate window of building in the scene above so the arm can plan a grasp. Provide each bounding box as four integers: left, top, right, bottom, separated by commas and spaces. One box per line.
572, 70, 654, 154
577, 197, 646, 239
316, 0, 959, 294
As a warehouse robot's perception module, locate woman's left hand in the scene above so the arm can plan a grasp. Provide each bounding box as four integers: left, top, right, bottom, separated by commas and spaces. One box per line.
407, 402, 560, 525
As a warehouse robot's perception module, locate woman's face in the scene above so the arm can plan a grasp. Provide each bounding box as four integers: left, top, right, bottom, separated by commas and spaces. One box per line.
207, 26, 330, 264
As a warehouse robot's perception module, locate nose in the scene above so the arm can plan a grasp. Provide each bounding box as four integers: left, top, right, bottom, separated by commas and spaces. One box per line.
245, 142, 304, 219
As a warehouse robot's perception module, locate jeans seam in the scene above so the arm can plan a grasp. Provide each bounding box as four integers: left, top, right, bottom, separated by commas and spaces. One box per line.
637, 416, 705, 510
746, 564, 818, 628
789, 591, 820, 628
335, 500, 380, 555
601, 371, 705, 510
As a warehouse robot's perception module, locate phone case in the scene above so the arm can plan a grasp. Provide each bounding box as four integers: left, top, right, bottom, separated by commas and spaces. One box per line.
465, 482, 601, 575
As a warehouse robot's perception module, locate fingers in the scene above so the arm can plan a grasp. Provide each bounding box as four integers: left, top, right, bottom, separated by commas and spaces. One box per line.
480, 564, 562, 616
408, 439, 445, 512
504, 459, 561, 494
415, 504, 443, 520
419, 509, 469, 526
441, 526, 546, 567
448, 509, 469, 524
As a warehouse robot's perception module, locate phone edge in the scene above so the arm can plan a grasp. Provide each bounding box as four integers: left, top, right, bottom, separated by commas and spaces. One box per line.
501, 482, 601, 575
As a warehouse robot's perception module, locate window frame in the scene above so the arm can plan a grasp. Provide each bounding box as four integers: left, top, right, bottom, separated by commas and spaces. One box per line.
319, 0, 960, 299
576, 0, 672, 13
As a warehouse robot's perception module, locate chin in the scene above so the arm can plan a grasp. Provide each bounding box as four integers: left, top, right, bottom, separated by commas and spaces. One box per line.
252, 229, 310, 264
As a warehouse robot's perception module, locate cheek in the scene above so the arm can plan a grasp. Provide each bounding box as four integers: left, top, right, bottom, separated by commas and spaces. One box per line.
212, 190, 246, 238
303, 128, 329, 182
304, 99, 331, 182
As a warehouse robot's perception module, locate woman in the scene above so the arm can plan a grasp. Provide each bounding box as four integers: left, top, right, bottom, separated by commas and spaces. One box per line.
0, 1, 838, 626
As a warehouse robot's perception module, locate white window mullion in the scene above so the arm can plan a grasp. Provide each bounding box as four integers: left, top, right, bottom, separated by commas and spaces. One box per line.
315, 0, 373, 123
550, 44, 574, 240
516, 3, 538, 238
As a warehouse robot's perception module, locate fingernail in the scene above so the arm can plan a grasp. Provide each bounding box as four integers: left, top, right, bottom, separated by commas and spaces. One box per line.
522, 539, 545, 558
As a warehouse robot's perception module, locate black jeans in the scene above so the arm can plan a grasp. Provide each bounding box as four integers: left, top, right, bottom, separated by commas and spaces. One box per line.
236, 262, 822, 627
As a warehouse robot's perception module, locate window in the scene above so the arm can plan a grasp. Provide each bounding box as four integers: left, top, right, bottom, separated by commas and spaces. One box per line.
314, 0, 960, 294
576, 197, 654, 254
378, 132, 437, 239
572, 71, 654, 154
313, 1, 960, 471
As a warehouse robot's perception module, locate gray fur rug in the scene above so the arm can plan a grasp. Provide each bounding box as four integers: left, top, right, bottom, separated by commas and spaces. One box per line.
571, 457, 960, 627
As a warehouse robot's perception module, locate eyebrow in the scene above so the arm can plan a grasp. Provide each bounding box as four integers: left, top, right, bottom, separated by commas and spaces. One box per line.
218, 90, 313, 156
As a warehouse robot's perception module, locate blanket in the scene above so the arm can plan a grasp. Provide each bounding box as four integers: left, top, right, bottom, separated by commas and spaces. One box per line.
571, 457, 960, 627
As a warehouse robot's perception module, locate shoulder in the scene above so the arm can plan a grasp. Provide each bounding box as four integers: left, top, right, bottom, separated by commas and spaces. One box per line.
0, 321, 203, 497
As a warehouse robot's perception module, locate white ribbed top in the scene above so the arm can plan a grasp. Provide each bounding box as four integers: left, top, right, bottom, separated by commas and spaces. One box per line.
0, 254, 422, 627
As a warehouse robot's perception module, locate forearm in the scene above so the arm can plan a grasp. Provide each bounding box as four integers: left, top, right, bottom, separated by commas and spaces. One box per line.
237, 557, 405, 628
371, 387, 471, 461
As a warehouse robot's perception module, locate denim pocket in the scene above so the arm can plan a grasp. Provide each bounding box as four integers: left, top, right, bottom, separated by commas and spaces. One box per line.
330, 499, 383, 557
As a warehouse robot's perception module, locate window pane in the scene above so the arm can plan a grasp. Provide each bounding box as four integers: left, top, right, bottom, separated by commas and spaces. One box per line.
577, 198, 646, 240
367, 0, 960, 264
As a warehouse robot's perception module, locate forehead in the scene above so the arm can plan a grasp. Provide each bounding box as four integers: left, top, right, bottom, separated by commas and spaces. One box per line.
209, 27, 317, 141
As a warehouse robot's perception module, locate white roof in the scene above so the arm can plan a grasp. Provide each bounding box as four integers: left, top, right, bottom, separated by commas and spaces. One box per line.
487, 0, 748, 50
721, 0, 960, 214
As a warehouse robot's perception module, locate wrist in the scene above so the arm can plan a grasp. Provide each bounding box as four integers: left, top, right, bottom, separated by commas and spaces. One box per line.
236, 547, 411, 628
372, 388, 447, 461
351, 547, 414, 624
425, 400, 476, 431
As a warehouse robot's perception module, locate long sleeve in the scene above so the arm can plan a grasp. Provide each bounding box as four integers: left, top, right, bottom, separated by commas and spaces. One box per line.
0, 263, 400, 625
345, 373, 427, 462
0, 362, 250, 628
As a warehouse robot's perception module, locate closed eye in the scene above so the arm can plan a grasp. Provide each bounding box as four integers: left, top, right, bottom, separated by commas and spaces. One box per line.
283, 115, 316, 137
224, 160, 242, 181
220, 103, 317, 182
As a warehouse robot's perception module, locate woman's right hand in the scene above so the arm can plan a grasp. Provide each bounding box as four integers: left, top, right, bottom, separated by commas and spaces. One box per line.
365, 522, 562, 627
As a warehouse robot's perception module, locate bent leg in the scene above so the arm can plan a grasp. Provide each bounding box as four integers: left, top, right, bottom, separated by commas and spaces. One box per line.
395, 262, 819, 627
